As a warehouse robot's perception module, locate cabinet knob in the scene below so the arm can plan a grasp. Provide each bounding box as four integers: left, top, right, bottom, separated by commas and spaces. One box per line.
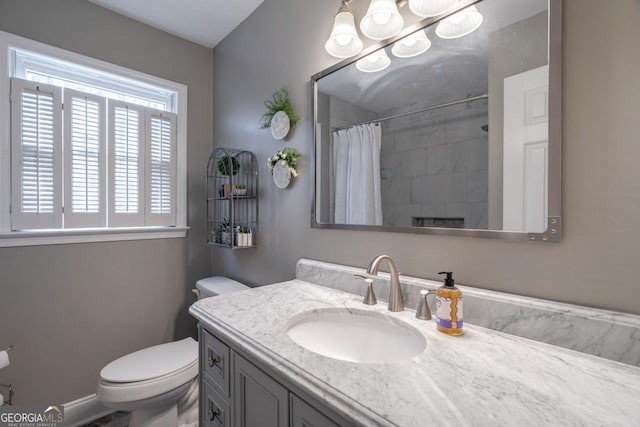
208, 408, 221, 421
208, 354, 221, 368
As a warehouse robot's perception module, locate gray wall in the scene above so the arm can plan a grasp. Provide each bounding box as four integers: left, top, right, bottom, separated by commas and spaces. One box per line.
212, 0, 640, 316
0, 0, 213, 403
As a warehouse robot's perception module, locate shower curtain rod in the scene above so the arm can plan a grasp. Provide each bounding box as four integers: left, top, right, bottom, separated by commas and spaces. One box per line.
331, 93, 488, 132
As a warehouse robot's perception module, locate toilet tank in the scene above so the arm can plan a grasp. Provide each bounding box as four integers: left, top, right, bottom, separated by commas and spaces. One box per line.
196, 276, 248, 299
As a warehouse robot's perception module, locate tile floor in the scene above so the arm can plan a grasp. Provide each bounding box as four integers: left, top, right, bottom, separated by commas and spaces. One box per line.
81, 411, 129, 427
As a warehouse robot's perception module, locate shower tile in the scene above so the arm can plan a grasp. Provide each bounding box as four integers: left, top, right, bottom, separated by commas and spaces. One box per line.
467, 170, 489, 202
466, 203, 489, 229
407, 203, 447, 220
403, 149, 428, 178
394, 121, 445, 152
393, 204, 412, 227
410, 176, 434, 204
430, 173, 466, 203
382, 177, 411, 205
426, 138, 487, 175
445, 105, 489, 143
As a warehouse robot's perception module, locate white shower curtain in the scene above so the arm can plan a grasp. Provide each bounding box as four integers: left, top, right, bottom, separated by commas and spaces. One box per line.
333, 123, 383, 225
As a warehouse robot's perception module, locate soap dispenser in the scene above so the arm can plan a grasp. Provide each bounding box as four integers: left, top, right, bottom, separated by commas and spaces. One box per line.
435, 272, 463, 336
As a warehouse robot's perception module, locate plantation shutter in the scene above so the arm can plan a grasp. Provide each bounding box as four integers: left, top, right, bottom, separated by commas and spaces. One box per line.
10, 78, 62, 230
145, 110, 176, 226
63, 89, 106, 228
108, 100, 144, 227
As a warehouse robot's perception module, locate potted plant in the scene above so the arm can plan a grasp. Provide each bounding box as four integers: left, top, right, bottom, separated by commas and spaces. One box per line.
217, 155, 240, 196
217, 219, 232, 245
217, 155, 240, 176
232, 183, 247, 196
236, 226, 253, 247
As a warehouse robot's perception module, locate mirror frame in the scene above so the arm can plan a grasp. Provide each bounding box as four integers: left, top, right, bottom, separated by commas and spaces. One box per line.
311, 0, 562, 242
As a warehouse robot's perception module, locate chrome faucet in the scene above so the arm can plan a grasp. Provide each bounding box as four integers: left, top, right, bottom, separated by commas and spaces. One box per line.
366, 255, 404, 312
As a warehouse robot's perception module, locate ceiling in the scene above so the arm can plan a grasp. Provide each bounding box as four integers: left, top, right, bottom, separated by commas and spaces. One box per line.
88, 0, 264, 48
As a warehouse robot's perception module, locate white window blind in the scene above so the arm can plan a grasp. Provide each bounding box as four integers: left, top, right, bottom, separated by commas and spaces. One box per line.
108, 101, 144, 227
145, 110, 176, 226
0, 36, 187, 245
63, 89, 106, 228
10, 78, 62, 230
10, 80, 178, 232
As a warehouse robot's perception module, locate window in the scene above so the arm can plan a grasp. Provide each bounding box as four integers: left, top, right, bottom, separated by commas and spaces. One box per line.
0, 31, 188, 246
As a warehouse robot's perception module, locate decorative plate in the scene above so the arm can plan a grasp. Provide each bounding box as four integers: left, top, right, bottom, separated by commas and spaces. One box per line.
273, 160, 291, 189
270, 110, 290, 140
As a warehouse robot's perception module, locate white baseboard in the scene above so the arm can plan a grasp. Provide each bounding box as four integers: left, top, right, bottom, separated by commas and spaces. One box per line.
63, 394, 113, 427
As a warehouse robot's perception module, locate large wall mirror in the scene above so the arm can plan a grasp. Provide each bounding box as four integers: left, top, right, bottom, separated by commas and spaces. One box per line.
312, 0, 561, 242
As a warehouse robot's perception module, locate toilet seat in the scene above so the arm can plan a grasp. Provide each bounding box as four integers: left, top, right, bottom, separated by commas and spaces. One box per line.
101, 338, 198, 383
98, 338, 198, 403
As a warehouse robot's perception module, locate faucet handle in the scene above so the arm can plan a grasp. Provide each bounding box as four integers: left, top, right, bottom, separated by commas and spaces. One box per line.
354, 274, 377, 306
416, 289, 436, 320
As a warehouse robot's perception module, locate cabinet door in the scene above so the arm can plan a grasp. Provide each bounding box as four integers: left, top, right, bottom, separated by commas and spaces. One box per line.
234, 353, 289, 427
290, 394, 340, 427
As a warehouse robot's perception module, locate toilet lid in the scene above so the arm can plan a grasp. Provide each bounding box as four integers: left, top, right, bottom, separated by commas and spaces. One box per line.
100, 337, 198, 383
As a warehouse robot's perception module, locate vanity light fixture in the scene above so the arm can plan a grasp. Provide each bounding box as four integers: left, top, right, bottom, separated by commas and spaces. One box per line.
355, 49, 391, 72
408, 0, 457, 17
325, 0, 485, 61
391, 29, 431, 57
360, 0, 404, 40
325, 0, 364, 58
435, 5, 484, 39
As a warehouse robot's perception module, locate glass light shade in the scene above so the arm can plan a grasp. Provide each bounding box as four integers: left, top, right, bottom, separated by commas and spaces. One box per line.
391, 30, 432, 58
360, 0, 404, 40
435, 5, 484, 39
408, 0, 457, 17
356, 49, 391, 73
325, 11, 364, 58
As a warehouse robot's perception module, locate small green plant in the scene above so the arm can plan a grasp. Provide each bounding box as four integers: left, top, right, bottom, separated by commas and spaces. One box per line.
238, 226, 251, 233
259, 87, 301, 129
217, 219, 231, 232
216, 219, 232, 245
217, 156, 240, 176
234, 183, 247, 190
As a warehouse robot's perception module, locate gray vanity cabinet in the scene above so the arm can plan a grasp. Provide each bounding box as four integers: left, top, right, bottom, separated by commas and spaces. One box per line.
290, 394, 339, 427
199, 326, 350, 427
234, 352, 288, 427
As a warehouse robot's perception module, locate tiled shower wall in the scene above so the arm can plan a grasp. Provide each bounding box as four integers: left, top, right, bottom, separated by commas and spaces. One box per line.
380, 99, 489, 228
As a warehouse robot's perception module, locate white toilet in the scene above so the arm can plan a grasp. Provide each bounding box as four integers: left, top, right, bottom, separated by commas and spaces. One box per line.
97, 276, 248, 427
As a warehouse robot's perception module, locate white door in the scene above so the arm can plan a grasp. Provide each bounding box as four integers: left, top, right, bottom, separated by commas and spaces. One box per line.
503, 65, 549, 232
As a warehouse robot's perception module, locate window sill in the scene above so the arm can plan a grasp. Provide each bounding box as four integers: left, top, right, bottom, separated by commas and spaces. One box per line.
0, 226, 189, 247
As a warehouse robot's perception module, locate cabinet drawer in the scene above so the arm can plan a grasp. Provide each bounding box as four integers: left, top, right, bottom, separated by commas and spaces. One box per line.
202, 380, 231, 427
290, 394, 340, 427
201, 328, 231, 398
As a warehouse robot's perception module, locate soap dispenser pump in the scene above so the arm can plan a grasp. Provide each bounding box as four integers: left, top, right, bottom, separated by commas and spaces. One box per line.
435, 272, 464, 336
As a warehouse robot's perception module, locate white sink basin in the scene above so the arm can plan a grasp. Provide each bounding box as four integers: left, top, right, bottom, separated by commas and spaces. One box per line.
286, 308, 426, 363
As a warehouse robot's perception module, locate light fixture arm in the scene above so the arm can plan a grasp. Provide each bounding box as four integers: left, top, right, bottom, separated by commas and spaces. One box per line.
341, 0, 406, 12
339, 0, 353, 13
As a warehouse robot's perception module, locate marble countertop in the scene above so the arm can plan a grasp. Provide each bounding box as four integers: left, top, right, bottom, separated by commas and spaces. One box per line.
190, 280, 640, 427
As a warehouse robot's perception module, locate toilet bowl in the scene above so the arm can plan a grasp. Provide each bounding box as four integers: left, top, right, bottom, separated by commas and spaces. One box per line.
97, 277, 248, 427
